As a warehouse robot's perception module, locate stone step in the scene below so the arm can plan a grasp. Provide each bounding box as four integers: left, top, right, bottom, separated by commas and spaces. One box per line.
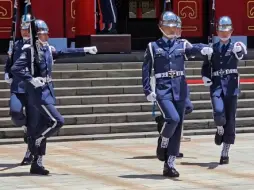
1, 108, 254, 126
0, 127, 253, 145
1, 90, 251, 106
0, 60, 251, 72
0, 118, 253, 138
1, 74, 254, 89
1, 99, 254, 116
0, 83, 254, 99
2, 66, 254, 79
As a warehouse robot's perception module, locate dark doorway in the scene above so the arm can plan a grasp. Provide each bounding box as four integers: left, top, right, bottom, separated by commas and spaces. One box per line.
116, 0, 210, 50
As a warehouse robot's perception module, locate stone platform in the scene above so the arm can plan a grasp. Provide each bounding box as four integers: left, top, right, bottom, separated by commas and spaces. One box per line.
0, 133, 254, 190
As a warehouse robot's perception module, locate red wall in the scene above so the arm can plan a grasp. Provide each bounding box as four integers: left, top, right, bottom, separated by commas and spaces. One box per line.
0, 0, 13, 39
173, 0, 203, 37
32, 0, 64, 38
65, 0, 75, 38
215, 0, 244, 35
243, 0, 254, 36
0, 0, 64, 39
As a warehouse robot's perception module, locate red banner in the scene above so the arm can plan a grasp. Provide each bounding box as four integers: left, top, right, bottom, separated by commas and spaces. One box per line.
65, 0, 75, 38
32, 0, 64, 38
0, 0, 13, 39
173, 0, 203, 37
243, 0, 254, 36
215, 0, 244, 35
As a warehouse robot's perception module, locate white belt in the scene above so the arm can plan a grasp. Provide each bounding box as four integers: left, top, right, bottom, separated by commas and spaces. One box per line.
155, 71, 184, 79
212, 69, 238, 77
42, 76, 52, 83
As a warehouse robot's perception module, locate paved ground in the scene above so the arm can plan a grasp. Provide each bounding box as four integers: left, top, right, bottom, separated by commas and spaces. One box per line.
0, 134, 254, 190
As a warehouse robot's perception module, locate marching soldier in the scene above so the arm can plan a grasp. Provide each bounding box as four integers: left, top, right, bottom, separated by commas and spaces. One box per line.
4, 14, 34, 165
154, 15, 193, 159
201, 16, 247, 164
99, 0, 117, 34
11, 19, 97, 175
142, 11, 213, 177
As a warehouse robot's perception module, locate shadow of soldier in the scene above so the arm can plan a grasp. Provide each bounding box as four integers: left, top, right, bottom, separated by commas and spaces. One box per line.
180, 161, 219, 169
0, 163, 20, 172
119, 174, 182, 181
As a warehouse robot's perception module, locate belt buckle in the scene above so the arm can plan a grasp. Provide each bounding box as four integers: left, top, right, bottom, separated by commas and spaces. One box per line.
218, 69, 225, 76
168, 71, 176, 78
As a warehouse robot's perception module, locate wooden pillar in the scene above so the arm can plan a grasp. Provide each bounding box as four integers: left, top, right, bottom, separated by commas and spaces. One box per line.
75, 0, 95, 47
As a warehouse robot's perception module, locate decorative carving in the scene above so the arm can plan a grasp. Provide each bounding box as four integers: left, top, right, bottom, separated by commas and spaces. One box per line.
178, 1, 198, 32
0, 0, 12, 19
178, 1, 197, 19
71, 0, 75, 19
181, 26, 197, 31
247, 1, 254, 30
0, 26, 11, 32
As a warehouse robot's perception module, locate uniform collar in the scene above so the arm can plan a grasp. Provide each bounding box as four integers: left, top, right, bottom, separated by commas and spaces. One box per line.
162, 36, 175, 44
219, 39, 231, 47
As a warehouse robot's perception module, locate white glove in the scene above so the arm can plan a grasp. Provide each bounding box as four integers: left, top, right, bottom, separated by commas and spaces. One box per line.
4, 73, 12, 84
147, 92, 156, 102
202, 76, 212, 86
49, 45, 56, 52
84, 46, 98, 54
232, 44, 242, 53
201, 47, 213, 56
30, 77, 45, 88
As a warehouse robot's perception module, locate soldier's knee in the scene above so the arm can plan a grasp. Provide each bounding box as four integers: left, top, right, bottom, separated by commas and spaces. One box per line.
10, 111, 26, 127
185, 106, 193, 115
213, 112, 226, 126
164, 114, 180, 126
56, 116, 64, 128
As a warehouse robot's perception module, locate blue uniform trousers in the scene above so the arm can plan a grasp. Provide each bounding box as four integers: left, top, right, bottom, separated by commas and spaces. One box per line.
211, 94, 237, 144
99, 0, 117, 23
157, 99, 185, 156
9, 93, 27, 127
26, 102, 47, 156
185, 98, 193, 115
32, 103, 64, 140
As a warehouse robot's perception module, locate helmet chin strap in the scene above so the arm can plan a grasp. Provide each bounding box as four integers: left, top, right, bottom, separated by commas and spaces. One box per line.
38, 38, 49, 46
159, 27, 176, 39
219, 35, 231, 42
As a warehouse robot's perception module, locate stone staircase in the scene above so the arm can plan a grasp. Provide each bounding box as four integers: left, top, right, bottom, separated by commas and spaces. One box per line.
0, 60, 254, 143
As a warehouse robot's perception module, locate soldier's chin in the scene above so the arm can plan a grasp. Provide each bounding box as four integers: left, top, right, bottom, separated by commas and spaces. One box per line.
219, 36, 230, 42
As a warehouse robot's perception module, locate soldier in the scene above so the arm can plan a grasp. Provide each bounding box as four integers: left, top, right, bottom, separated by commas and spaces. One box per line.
142, 11, 213, 177
99, 0, 117, 34
4, 14, 34, 165
154, 15, 193, 159
201, 16, 247, 164
11, 19, 97, 175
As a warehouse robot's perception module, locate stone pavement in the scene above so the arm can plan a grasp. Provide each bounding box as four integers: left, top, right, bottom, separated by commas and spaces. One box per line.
0, 134, 254, 190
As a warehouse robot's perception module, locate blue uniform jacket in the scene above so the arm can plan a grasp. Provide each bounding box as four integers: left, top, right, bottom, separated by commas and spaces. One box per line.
4, 40, 29, 93
142, 38, 208, 101
11, 44, 85, 105
201, 40, 245, 97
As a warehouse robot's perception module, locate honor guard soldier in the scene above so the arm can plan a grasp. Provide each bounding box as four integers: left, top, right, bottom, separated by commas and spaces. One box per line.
11, 19, 97, 175
99, 0, 117, 34
142, 11, 213, 177
4, 14, 35, 165
201, 16, 247, 164
154, 15, 193, 159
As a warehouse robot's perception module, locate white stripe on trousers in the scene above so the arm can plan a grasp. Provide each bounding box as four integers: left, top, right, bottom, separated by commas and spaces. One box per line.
41, 105, 57, 136
109, 0, 116, 23
35, 105, 58, 147
156, 101, 167, 135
